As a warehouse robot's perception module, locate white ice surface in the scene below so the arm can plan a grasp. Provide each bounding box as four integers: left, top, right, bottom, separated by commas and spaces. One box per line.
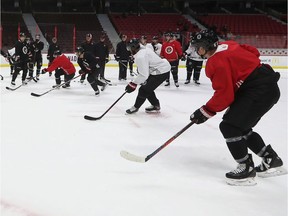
0, 66, 287, 216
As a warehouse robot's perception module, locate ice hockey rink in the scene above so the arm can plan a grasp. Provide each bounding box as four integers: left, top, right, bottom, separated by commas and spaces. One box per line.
0, 64, 287, 216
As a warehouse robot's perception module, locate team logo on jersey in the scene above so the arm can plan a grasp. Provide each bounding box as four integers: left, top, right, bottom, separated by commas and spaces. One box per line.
165, 46, 174, 54
22, 46, 28, 54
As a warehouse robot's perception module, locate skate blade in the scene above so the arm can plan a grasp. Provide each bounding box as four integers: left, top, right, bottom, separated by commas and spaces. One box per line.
257, 167, 287, 178
226, 177, 257, 186
145, 110, 161, 114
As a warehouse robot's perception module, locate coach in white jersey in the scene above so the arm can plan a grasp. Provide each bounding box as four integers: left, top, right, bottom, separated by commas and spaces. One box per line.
146, 36, 162, 56
125, 38, 171, 114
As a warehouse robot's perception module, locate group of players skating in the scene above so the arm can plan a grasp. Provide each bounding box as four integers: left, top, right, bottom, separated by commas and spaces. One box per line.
1, 29, 286, 186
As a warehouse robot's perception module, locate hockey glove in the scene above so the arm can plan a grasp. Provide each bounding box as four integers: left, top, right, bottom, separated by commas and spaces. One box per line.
42, 68, 48, 74
114, 55, 120, 62
125, 82, 137, 93
190, 106, 216, 124
181, 54, 186, 61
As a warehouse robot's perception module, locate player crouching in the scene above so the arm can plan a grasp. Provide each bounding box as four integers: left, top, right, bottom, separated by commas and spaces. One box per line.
42, 50, 76, 88
125, 38, 171, 114
189, 30, 286, 186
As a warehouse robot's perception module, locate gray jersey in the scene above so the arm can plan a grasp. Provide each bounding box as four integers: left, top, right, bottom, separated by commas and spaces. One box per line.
132, 47, 171, 85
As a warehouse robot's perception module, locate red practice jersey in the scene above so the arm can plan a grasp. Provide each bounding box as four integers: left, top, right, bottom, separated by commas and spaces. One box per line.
46, 54, 76, 75
205, 41, 261, 113
160, 40, 183, 62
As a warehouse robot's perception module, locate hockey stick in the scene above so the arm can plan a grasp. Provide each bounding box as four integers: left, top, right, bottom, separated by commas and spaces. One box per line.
117, 59, 138, 76
6, 75, 38, 91
0, 74, 3, 80
120, 121, 195, 163
31, 74, 82, 97
84, 91, 127, 120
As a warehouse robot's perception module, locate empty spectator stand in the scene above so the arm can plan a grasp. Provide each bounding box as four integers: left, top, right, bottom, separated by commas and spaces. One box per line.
1, 13, 32, 51
109, 13, 201, 45
196, 14, 287, 48
33, 13, 114, 53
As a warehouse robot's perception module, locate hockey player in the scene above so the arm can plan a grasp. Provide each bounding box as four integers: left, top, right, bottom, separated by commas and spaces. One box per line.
183, 35, 204, 85
25, 37, 36, 80
1, 48, 15, 75
80, 33, 97, 83
47, 37, 60, 76
146, 36, 162, 56
160, 32, 183, 87
32, 34, 44, 80
75, 47, 107, 95
189, 30, 286, 186
125, 38, 171, 114
94, 33, 110, 83
42, 50, 76, 88
11, 32, 29, 86
115, 34, 131, 80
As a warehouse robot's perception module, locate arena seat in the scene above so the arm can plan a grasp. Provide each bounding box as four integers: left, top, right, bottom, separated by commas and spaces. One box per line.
110, 13, 200, 44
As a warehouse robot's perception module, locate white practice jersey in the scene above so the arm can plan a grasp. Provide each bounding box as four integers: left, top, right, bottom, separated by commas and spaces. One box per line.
146, 43, 162, 56
132, 47, 171, 85
8, 47, 15, 56
185, 44, 203, 61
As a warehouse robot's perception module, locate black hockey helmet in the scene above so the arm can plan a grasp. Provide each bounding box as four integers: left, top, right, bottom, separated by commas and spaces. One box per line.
152, 36, 159, 40
126, 38, 140, 54
19, 32, 26, 37
75, 46, 84, 56
164, 32, 172, 37
86, 33, 92, 38
140, 35, 147, 40
191, 30, 218, 51
53, 50, 62, 57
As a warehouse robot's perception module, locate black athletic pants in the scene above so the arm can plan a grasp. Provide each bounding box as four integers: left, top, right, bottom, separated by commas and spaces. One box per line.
119, 60, 128, 80
12, 61, 28, 82
87, 70, 106, 92
134, 72, 169, 109
219, 64, 280, 162
55, 69, 75, 85
166, 60, 179, 83
186, 59, 203, 81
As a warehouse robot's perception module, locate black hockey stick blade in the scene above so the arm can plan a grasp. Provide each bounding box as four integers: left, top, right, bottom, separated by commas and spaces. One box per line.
84, 115, 102, 121
6, 85, 21, 91
31, 92, 42, 97
120, 121, 195, 163
84, 91, 127, 121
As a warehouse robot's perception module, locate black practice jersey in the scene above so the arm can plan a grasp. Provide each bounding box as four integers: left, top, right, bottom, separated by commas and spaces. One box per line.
77, 52, 99, 73
94, 41, 109, 61
14, 40, 29, 62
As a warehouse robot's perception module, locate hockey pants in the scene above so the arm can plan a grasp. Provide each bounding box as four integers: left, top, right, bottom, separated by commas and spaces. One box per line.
219, 64, 280, 162
134, 72, 169, 108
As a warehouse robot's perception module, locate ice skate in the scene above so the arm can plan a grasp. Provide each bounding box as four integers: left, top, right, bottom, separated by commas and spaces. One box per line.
126, 106, 139, 114
95, 90, 100, 96
101, 83, 107, 91
62, 83, 70, 88
184, 80, 190, 84
22, 80, 27, 85
11, 81, 15, 86
52, 84, 60, 89
164, 81, 170, 86
256, 145, 287, 178
145, 105, 160, 113
226, 154, 257, 186
174, 82, 179, 87
194, 80, 200, 85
